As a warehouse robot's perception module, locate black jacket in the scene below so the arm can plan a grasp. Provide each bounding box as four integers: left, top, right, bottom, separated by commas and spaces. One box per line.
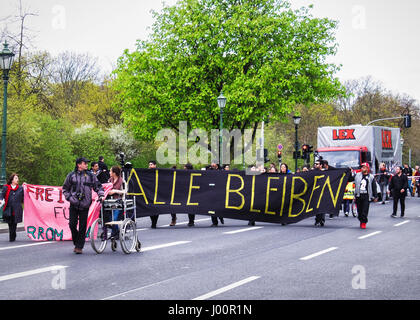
389, 174, 408, 197
62, 170, 105, 209
0, 185, 24, 223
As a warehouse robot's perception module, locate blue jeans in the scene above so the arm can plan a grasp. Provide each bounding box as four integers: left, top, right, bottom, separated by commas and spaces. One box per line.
111, 210, 122, 237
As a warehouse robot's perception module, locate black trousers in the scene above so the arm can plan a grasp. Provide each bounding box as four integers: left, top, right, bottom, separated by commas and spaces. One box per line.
355, 194, 370, 223
69, 206, 89, 249
392, 194, 406, 217
315, 213, 325, 223
150, 215, 159, 226
188, 214, 195, 223
7, 215, 17, 242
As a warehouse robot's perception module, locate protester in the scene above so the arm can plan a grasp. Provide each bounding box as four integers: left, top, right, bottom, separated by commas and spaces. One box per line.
0, 173, 24, 242
402, 164, 413, 196
90, 162, 100, 178
302, 165, 310, 172
62, 157, 105, 254
169, 165, 178, 226
389, 166, 408, 218
314, 160, 332, 225
279, 163, 290, 174
353, 163, 377, 229
106, 165, 126, 238
414, 165, 420, 197
342, 181, 355, 217
377, 162, 390, 204
208, 162, 224, 227
185, 163, 196, 227
97, 156, 110, 184
148, 160, 159, 228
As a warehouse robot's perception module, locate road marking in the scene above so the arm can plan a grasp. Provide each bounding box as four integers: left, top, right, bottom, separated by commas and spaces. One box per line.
142, 241, 191, 252
0, 265, 67, 282
160, 218, 211, 227
224, 227, 263, 234
358, 231, 382, 239
0, 241, 54, 251
192, 276, 260, 300
299, 247, 338, 261
394, 220, 410, 227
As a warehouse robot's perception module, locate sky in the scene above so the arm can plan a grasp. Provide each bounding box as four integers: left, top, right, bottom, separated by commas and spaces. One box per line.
1, 0, 420, 102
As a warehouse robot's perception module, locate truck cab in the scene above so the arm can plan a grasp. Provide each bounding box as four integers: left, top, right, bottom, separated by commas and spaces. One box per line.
316, 125, 402, 174
316, 146, 371, 172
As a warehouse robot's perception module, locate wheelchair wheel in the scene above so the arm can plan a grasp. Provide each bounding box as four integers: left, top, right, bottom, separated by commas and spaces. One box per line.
90, 218, 109, 254
351, 201, 357, 217
120, 218, 137, 254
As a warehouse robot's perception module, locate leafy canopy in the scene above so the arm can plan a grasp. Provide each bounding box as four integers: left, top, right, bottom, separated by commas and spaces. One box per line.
112, 0, 344, 141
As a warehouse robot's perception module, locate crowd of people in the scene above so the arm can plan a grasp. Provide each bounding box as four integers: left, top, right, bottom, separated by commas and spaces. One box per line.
1, 154, 419, 254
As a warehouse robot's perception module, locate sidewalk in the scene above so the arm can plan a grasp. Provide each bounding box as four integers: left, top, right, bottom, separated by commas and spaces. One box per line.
0, 221, 25, 234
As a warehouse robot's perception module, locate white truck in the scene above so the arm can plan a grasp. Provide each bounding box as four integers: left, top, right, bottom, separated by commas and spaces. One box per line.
316, 125, 402, 174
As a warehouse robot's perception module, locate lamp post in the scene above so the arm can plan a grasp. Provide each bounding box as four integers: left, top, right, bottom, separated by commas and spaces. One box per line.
217, 90, 226, 167
293, 115, 301, 172
0, 41, 15, 185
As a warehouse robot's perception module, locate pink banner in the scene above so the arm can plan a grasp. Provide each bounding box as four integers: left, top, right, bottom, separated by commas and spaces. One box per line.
23, 183, 113, 241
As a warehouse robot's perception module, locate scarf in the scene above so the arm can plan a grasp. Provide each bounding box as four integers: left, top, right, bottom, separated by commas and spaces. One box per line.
3, 184, 19, 211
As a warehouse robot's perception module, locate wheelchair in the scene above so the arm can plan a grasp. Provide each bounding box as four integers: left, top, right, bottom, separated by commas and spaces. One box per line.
90, 197, 141, 254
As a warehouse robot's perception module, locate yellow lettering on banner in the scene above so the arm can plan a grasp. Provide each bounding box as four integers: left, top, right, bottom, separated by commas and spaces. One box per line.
250, 175, 260, 213
306, 175, 325, 213
279, 176, 287, 216
225, 174, 245, 210
153, 170, 166, 205
126, 168, 149, 205
170, 171, 181, 205
265, 177, 279, 215
187, 173, 202, 206
289, 176, 308, 217
318, 173, 347, 208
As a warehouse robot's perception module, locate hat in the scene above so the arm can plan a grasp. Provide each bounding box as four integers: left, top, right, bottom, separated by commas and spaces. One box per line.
361, 162, 370, 168
76, 157, 90, 164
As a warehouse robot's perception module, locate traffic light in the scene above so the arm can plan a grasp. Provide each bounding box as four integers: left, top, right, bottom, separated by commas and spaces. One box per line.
301, 144, 313, 163
403, 114, 411, 128
293, 151, 301, 159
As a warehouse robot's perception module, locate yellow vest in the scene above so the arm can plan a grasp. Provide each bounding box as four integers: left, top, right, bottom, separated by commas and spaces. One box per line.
343, 182, 355, 200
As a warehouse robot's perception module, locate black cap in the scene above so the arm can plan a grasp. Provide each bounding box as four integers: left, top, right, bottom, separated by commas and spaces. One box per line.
76, 157, 90, 164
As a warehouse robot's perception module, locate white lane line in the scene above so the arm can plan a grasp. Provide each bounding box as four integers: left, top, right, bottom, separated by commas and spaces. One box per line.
299, 247, 338, 261
159, 218, 211, 227
0, 241, 54, 251
142, 241, 191, 252
394, 220, 410, 227
224, 227, 263, 234
192, 276, 260, 300
358, 231, 382, 240
0, 265, 67, 282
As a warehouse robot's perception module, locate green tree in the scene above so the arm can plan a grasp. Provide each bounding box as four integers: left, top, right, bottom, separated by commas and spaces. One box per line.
112, 0, 344, 153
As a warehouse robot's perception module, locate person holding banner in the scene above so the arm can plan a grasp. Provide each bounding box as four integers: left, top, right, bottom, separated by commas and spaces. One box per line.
62, 157, 105, 254
148, 160, 160, 228
354, 163, 377, 229
0, 173, 24, 242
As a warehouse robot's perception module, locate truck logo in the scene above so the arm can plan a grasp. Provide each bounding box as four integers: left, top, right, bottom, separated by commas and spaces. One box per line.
332, 129, 355, 140
382, 130, 393, 150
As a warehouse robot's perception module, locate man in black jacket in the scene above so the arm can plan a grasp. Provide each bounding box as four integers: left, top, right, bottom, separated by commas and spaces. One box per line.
389, 166, 408, 218
63, 157, 105, 254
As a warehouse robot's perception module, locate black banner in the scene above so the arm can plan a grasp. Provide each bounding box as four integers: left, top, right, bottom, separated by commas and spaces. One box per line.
125, 168, 350, 224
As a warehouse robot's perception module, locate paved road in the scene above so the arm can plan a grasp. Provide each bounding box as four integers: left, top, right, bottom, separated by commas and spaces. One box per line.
0, 197, 419, 301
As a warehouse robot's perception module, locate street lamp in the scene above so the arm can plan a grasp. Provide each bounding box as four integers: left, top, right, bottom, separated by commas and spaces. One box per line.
217, 90, 226, 167
0, 41, 15, 185
292, 115, 302, 172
